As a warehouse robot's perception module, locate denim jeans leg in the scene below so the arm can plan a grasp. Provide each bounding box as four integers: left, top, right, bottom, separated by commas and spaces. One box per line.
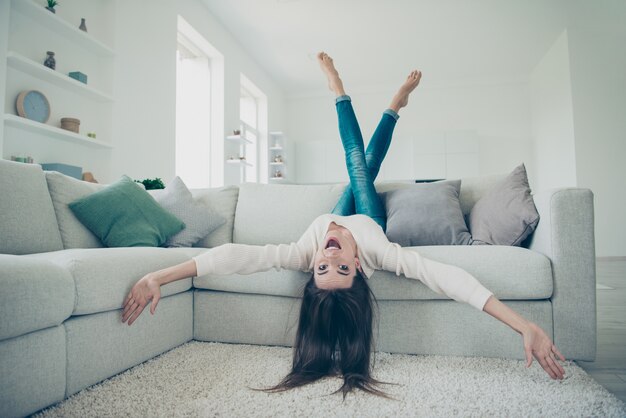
330, 97, 387, 230
332, 108, 398, 229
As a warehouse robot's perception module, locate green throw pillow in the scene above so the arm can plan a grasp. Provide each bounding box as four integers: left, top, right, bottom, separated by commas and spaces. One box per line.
69, 175, 185, 247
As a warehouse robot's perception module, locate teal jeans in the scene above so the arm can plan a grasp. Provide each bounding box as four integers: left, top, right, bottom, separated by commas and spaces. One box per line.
331, 95, 399, 231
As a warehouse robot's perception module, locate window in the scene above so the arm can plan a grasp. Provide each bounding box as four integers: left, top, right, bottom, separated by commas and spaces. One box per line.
240, 86, 258, 182
239, 74, 268, 183
175, 16, 224, 188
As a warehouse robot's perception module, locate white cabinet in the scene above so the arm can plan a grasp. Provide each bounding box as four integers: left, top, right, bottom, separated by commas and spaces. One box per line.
294, 130, 480, 184
2, 0, 114, 178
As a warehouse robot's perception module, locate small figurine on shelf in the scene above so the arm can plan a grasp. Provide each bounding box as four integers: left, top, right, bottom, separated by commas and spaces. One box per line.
239, 156, 246, 161
79, 18, 87, 32
233, 129, 241, 136
274, 170, 282, 178
45, 0, 58, 13
87, 132, 97, 139
44, 51, 56, 70
274, 155, 283, 163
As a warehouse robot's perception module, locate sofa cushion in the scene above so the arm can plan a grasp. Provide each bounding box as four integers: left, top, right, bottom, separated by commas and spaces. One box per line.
381, 180, 473, 246
192, 186, 239, 248
234, 182, 345, 245
26, 248, 194, 315
193, 245, 552, 301
0, 255, 74, 341
69, 175, 185, 247
45, 171, 106, 249
0, 160, 63, 254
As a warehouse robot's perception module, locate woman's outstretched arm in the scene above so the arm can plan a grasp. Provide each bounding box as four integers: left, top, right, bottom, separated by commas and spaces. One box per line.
122, 259, 196, 325
482, 295, 566, 380
122, 217, 323, 325
377, 241, 566, 380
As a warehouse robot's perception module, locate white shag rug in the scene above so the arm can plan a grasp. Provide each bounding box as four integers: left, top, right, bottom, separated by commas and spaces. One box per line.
35, 341, 626, 418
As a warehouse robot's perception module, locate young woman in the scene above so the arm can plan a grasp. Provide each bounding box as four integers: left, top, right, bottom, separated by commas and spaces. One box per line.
122, 52, 566, 397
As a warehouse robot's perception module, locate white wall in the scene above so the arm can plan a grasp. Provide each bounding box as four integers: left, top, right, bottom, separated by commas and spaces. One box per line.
529, 30, 577, 193
567, 24, 626, 257
110, 0, 287, 185
288, 80, 534, 185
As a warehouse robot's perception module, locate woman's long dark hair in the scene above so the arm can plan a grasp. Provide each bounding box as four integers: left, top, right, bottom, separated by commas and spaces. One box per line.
261, 270, 393, 399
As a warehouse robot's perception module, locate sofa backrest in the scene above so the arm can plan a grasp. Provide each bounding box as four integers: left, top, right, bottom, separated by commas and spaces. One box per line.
0, 159, 63, 254
375, 173, 507, 216
233, 183, 345, 245
232, 175, 507, 245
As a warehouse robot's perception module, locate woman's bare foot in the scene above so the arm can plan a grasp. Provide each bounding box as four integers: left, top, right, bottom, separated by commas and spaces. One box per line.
389, 70, 422, 113
318, 52, 346, 96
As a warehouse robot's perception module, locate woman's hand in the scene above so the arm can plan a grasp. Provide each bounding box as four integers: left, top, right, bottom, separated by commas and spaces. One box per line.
122, 273, 161, 326
523, 321, 566, 380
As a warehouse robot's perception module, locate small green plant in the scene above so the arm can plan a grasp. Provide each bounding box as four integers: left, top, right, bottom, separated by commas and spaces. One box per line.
135, 178, 165, 190
47, 0, 58, 8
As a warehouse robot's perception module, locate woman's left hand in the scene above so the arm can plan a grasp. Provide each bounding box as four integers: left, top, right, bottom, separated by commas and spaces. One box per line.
522, 321, 566, 380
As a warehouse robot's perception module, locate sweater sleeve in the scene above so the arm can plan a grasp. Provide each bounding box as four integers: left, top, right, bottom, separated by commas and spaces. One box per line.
381, 243, 494, 311
192, 215, 323, 277
192, 242, 308, 276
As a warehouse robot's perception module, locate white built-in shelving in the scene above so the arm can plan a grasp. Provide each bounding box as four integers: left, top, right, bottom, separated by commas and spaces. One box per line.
3, 0, 115, 176
6, 51, 113, 103
268, 131, 288, 183
11, 0, 114, 57
226, 134, 252, 145
4, 114, 112, 148
226, 158, 253, 167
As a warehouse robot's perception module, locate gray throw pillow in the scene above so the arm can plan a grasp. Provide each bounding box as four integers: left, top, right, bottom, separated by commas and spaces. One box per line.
151, 177, 226, 247
468, 163, 540, 246
381, 180, 472, 246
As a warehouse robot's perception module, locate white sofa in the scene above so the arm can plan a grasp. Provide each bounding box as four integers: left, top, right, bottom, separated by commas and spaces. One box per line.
0, 159, 596, 417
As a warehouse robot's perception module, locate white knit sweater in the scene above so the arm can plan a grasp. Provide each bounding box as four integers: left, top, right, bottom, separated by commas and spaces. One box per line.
193, 214, 494, 311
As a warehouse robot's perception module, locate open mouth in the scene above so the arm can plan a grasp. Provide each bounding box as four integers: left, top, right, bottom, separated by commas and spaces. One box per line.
325, 238, 341, 250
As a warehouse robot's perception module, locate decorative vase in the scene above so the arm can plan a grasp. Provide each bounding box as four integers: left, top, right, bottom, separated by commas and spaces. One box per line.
43, 51, 56, 70
79, 18, 87, 32
45, 6, 55, 13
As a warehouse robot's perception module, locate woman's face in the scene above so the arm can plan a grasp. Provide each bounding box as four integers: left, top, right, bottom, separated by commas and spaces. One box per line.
313, 225, 361, 290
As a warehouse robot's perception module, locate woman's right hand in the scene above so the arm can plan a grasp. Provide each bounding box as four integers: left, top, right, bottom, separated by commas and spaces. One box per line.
122, 273, 161, 326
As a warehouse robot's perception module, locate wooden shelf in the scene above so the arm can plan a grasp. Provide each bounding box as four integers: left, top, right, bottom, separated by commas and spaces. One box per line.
4, 114, 112, 149
269, 146, 283, 151
226, 159, 253, 167
7, 51, 114, 102
226, 134, 252, 144
270, 177, 285, 180
269, 162, 284, 165
12, 0, 115, 57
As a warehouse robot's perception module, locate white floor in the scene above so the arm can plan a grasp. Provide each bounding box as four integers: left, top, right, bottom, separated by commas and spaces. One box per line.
576, 258, 626, 403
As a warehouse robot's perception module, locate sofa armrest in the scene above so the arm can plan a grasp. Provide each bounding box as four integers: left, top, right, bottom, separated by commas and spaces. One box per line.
526, 188, 596, 361
0, 254, 75, 341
